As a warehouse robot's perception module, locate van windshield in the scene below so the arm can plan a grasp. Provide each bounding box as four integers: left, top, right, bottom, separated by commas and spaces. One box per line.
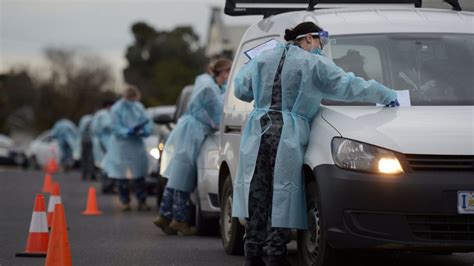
323, 34, 474, 106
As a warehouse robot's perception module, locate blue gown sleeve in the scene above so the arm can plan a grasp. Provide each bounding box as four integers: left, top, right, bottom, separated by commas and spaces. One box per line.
234, 60, 255, 102
314, 56, 397, 105
111, 109, 130, 138
199, 87, 223, 130
137, 103, 153, 137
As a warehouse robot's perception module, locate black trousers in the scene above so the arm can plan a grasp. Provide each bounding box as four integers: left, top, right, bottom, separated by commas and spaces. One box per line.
245, 113, 292, 257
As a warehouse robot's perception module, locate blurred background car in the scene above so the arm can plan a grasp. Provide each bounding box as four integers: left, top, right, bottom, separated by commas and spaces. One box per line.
25, 130, 62, 170
144, 105, 176, 195
0, 134, 27, 167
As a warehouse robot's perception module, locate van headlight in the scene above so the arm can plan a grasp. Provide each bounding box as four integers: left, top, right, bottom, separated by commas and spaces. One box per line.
150, 148, 160, 160
331, 138, 404, 175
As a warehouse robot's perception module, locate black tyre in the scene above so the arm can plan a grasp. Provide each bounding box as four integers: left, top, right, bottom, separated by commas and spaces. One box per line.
195, 196, 219, 236
297, 181, 337, 266
220, 176, 244, 255
156, 176, 168, 208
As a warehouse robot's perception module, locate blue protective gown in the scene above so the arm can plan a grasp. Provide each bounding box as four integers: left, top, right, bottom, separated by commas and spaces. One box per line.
103, 99, 153, 179
91, 109, 113, 168
51, 119, 80, 162
232, 43, 397, 229
78, 115, 93, 135
161, 73, 225, 192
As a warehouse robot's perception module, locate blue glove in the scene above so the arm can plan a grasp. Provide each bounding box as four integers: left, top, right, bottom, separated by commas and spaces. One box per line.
127, 128, 136, 136
385, 99, 400, 107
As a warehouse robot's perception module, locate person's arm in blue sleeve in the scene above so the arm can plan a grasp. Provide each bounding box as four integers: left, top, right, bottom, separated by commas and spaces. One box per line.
141, 120, 153, 137
135, 103, 153, 137
234, 60, 255, 102
199, 87, 223, 130
111, 110, 131, 138
314, 56, 397, 105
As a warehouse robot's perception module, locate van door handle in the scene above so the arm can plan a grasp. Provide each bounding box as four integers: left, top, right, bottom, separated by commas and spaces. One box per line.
225, 125, 241, 134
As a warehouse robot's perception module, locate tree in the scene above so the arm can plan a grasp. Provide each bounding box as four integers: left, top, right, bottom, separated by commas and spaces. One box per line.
0, 48, 118, 134
124, 22, 207, 106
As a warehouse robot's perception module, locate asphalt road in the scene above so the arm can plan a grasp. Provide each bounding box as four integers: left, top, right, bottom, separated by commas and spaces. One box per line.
0, 168, 473, 266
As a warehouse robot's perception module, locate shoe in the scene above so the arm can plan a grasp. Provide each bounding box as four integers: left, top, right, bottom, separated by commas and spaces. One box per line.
137, 202, 151, 211
244, 256, 265, 266
169, 220, 197, 236
153, 216, 177, 235
121, 203, 131, 212
267, 255, 291, 266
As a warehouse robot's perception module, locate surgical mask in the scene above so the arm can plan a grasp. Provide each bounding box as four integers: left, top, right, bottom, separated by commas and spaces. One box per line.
220, 80, 227, 92
310, 48, 323, 56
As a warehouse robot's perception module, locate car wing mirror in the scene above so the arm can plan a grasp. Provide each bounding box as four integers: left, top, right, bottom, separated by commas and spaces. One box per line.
153, 113, 175, 125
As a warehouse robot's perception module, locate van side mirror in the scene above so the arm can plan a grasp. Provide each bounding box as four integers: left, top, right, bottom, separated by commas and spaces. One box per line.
154, 113, 175, 124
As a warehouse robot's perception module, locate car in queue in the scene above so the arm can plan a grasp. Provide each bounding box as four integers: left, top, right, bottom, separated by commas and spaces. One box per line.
0, 134, 27, 167
218, 0, 474, 265
25, 130, 61, 169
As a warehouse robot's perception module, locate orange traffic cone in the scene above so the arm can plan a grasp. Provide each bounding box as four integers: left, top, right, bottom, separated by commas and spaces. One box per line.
42, 173, 53, 194
82, 187, 102, 215
45, 204, 72, 266
49, 158, 59, 173
16, 194, 49, 257
45, 155, 59, 174
47, 182, 62, 227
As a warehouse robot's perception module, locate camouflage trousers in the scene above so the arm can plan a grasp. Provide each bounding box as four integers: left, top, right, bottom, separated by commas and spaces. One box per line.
245, 113, 292, 257
159, 186, 192, 223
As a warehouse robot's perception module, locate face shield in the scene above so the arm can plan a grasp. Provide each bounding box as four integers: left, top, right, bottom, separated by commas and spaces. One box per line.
295, 31, 330, 49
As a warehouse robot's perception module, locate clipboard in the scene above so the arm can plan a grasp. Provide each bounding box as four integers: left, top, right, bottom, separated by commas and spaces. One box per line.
244, 39, 279, 60
132, 120, 149, 131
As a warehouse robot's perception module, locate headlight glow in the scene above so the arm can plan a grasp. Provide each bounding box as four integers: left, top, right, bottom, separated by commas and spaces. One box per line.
150, 148, 160, 160
378, 158, 404, 174
332, 138, 404, 175
158, 143, 164, 151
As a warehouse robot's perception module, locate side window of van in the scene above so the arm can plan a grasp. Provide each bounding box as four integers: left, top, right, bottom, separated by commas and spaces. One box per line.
331, 44, 384, 83
225, 36, 281, 112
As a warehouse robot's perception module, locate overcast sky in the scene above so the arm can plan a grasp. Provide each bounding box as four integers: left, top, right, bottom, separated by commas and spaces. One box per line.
0, 0, 259, 84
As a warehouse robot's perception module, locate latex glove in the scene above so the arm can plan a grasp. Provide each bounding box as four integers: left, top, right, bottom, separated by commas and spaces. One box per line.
385, 99, 400, 107
127, 128, 136, 136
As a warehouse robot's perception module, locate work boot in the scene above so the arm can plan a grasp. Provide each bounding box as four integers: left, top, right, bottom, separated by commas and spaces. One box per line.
243, 256, 265, 266
137, 202, 151, 211
267, 255, 291, 266
121, 203, 131, 212
169, 220, 197, 236
153, 216, 177, 235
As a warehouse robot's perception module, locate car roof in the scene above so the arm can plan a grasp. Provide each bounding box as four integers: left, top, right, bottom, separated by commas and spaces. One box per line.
243, 8, 474, 40
146, 105, 176, 117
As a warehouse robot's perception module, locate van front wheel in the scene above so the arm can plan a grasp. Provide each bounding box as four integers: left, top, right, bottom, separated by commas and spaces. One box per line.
297, 181, 337, 266
220, 176, 244, 255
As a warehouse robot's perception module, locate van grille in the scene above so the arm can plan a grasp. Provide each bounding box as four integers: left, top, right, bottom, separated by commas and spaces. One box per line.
404, 154, 474, 172
407, 214, 474, 242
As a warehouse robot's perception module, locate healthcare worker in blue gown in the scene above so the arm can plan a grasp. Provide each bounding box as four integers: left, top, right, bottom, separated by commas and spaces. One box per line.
51, 119, 80, 170
153, 58, 232, 236
91, 100, 115, 193
78, 114, 95, 181
232, 22, 400, 266
103, 86, 153, 211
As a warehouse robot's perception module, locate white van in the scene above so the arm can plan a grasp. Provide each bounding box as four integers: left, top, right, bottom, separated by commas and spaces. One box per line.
217, 1, 474, 265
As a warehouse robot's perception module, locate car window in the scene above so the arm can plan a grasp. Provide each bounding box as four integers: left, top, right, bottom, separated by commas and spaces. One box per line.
324, 33, 474, 106
332, 44, 383, 83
